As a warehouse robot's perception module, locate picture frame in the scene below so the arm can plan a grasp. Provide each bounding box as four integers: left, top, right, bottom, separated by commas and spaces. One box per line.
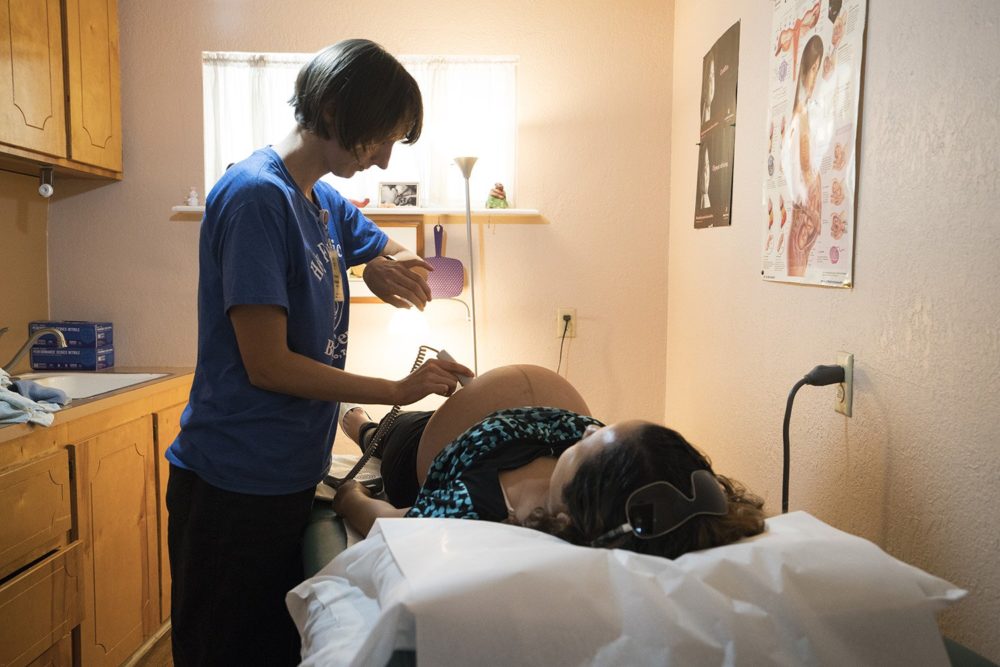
378, 181, 419, 208
348, 218, 425, 303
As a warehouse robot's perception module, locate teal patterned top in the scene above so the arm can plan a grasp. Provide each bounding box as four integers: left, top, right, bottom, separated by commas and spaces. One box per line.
406, 407, 603, 521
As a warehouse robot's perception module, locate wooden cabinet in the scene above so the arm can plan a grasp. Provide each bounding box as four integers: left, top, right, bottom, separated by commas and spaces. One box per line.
0, 371, 192, 666
0, 446, 81, 667
0, 542, 82, 667
64, 0, 122, 172
0, 450, 73, 580
153, 403, 184, 624
0, 0, 122, 179
73, 417, 159, 667
0, 0, 67, 159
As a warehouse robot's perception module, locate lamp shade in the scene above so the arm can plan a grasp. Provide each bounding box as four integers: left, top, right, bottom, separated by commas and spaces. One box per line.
454, 156, 478, 179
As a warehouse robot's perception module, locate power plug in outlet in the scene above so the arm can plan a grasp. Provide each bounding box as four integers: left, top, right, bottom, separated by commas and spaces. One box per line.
834, 352, 854, 417
557, 308, 577, 338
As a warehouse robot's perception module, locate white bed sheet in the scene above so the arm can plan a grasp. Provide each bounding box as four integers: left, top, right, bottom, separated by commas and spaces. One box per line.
287, 511, 965, 666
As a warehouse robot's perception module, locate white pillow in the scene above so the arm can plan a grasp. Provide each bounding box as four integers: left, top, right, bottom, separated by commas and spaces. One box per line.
288, 511, 965, 666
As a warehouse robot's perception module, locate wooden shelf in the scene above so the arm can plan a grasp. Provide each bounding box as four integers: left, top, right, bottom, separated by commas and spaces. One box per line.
170, 206, 545, 224
361, 207, 538, 216
367, 207, 544, 225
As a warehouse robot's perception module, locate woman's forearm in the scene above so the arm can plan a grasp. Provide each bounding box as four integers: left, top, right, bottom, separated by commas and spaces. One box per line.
336, 491, 409, 537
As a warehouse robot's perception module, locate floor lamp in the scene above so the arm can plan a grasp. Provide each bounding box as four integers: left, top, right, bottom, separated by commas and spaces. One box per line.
453, 156, 479, 375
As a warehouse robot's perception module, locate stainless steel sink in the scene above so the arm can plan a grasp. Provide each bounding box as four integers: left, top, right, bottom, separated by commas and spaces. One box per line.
16, 372, 168, 399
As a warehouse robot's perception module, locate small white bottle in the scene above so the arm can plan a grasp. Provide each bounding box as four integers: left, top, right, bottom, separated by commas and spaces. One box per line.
185, 187, 199, 206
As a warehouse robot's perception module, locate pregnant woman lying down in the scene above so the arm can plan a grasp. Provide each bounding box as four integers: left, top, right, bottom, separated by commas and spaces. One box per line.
332, 365, 765, 559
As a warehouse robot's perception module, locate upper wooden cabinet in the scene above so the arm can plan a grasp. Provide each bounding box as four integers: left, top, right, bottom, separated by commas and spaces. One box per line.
0, 0, 67, 158
0, 0, 122, 179
65, 0, 122, 173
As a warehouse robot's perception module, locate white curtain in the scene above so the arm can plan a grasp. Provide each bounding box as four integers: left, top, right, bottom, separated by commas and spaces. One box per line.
202, 52, 517, 208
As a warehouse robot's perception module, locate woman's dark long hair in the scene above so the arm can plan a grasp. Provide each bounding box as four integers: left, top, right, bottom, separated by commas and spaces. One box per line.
516, 424, 765, 559
792, 34, 824, 112
289, 39, 422, 152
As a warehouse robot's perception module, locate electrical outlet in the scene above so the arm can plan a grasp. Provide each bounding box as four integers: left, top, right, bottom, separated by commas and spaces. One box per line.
834, 352, 854, 417
557, 308, 577, 338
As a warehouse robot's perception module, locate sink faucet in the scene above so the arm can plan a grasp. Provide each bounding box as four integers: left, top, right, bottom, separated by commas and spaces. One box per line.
2, 327, 68, 373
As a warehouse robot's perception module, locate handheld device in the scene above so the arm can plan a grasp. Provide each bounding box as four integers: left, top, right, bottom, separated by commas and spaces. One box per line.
435, 349, 473, 386
325, 346, 468, 492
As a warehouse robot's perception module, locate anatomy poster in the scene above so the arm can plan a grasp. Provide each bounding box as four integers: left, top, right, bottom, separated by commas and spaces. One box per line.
695, 21, 740, 229
761, 0, 867, 286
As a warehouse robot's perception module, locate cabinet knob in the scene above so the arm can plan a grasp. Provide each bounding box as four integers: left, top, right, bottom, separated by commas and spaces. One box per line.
38, 167, 54, 198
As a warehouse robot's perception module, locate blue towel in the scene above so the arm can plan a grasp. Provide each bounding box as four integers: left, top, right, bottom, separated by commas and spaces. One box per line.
0, 386, 62, 426
11, 379, 70, 406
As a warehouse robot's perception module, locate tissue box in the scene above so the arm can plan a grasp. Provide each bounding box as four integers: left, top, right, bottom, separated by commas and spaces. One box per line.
30, 345, 115, 370
29, 321, 114, 348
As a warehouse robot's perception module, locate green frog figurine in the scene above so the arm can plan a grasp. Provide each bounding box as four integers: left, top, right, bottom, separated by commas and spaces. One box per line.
486, 182, 509, 209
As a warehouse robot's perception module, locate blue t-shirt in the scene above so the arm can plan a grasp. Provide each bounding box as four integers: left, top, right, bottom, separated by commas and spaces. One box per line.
167, 147, 387, 494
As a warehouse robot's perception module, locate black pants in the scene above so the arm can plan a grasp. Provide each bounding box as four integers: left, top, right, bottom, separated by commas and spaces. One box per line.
166, 465, 315, 667
362, 410, 433, 508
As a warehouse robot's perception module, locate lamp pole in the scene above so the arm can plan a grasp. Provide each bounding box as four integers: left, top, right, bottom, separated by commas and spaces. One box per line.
453, 156, 478, 375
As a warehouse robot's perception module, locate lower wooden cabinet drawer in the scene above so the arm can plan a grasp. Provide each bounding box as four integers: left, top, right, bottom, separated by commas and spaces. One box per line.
0, 541, 82, 667
25, 634, 71, 667
0, 450, 73, 580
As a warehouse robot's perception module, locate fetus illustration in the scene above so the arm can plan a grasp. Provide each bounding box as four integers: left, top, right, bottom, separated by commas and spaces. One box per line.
830, 212, 846, 240
779, 194, 787, 228
830, 178, 845, 206
833, 142, 847, 171
768, 198, 774, 229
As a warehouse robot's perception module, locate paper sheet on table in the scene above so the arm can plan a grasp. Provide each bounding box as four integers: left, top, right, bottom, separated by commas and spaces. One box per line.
289, 512, 964, 667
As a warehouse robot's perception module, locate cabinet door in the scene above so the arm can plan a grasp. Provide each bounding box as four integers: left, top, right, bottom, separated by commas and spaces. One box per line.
0, 0, 67, 157
153, 403, 185, 624
64, 0, 121, 172
73, 416, 158, 667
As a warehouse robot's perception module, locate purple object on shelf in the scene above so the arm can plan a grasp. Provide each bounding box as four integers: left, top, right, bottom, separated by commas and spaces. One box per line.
425, 224, 464, 298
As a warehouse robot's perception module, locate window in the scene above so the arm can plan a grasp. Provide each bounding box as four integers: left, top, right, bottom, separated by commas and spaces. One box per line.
202, 52, 518, 209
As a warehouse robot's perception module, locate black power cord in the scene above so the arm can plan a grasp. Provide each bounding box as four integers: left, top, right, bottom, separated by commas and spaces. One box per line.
782, 364, 846, 514
555, 314, 572, 375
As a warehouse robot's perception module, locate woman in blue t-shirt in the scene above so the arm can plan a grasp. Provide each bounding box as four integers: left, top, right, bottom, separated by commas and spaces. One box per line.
165, 40, 471, 667
333, 365, 765, 562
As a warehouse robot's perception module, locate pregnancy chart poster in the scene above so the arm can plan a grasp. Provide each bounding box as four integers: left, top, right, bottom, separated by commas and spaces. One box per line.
761, 0, 867, 287
695, 21, 740, 229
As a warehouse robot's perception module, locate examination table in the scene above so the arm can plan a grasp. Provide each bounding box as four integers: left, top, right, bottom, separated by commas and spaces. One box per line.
298, 505, 994, 667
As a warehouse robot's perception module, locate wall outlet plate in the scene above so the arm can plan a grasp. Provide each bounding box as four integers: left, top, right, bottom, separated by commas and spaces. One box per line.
557, 308, 577, 338
834, 352, 854, 417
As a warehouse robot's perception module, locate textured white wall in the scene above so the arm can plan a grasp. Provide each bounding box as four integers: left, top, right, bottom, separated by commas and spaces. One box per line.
666, 0, 1000, 659
47, 0, 673, 427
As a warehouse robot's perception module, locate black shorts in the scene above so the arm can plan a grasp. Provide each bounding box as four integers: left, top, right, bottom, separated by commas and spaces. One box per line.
361, 410, 433, 508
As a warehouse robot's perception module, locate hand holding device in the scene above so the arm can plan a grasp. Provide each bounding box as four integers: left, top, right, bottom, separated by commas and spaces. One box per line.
436, 349, 474, 386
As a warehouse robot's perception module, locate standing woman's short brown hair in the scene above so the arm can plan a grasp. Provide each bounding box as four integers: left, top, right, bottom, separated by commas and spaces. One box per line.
289, 39, 423, 152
